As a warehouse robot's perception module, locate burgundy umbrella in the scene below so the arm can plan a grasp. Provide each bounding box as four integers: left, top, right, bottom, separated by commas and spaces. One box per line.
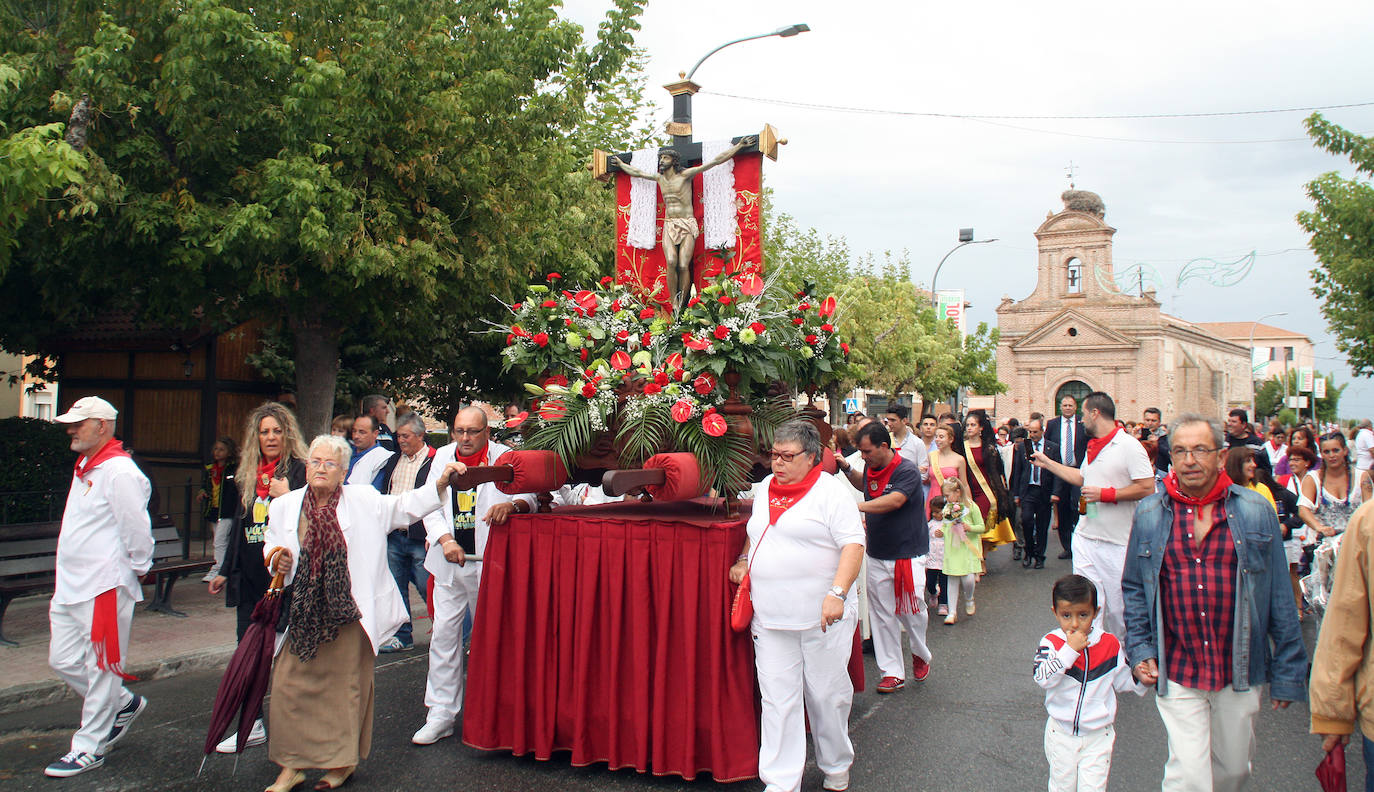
203, 553, 288, 760
1316, 742, 1346, 792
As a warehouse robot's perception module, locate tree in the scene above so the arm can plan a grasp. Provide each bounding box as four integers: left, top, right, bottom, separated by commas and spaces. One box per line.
1298, 113, 1374, 376
0, 0, 647, 434
1253, 369, 1344, 424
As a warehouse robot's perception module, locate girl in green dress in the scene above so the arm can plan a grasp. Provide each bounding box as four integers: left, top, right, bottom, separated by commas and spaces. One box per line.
934, 480, 985, 625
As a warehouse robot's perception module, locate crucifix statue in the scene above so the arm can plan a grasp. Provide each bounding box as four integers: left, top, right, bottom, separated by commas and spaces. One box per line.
609, 135, 756, 313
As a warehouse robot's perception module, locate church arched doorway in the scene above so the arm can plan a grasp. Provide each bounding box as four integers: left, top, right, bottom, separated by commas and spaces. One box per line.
1054, 380, 1092, 409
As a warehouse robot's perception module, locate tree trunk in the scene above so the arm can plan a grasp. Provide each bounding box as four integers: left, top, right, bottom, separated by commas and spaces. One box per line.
289, 313, 342, 439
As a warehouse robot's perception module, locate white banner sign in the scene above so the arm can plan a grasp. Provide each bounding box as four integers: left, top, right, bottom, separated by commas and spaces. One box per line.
1315, 377, 1327, 399
935, 289, 966, 339
1299, 367, 1315, 393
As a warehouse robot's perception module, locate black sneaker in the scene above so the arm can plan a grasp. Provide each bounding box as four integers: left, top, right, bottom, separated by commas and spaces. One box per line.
44, 751, 104, 777
103, 694, 147, 751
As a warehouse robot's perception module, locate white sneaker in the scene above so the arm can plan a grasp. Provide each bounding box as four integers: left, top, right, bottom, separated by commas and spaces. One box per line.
822, 769, 850, 791
966, 599, 976, 616
215, 718, 266, 753
412, 720, 454, 745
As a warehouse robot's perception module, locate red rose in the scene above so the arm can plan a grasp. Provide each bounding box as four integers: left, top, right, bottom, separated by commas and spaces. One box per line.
504, 410, 529, 429
561, 290, 574, 299
718, 295, 733, 305
639, 307, 656, 320
819, 296, 837, 318
737, 273, 764, 295
688, 297, 701, 308
533, 332, 550, 347
615, 330, 630, 344
670, 399, 694, 423
610, 350, 632, 370
666, 352, 684, 371
506, 334, 515, 346
584, 367, 596, 379
750, 321, 766, 334
684, 335, 711, 351
653, 369, 669, 386
840, 342, 850, 355
805, 334, 818, 345
713, 325, 730, 340
792, 317, 804, 326
693, 373, 717, 395
611, 299, 622, 313
672, 368, 686, 382
821, 323, 834, 332
511, 302, 523, 311
580, 382, 598, 398
643, 383, 662, 395
564, 318, 573, 327
547, 272, 562, 281
702, 412, 728, 437
799, 302, 811, 311
578, 348, 589, 362
542, 374, 568, 388
541, 299, 557, 308
641, 331, 653, 347
600, 276, 614, 287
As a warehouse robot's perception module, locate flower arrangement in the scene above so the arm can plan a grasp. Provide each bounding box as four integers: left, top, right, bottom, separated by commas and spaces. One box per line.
496, 256, 850, 493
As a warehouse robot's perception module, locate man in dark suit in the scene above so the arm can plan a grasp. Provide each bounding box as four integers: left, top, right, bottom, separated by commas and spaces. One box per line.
1045, 395, 1088, 559
1010, 417, 1062, 568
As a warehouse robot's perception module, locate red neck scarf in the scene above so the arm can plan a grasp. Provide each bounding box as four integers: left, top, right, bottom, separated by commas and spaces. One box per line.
1085, 424, 1121, 464
1163, 470, 1234, 507
865, 452, 902, 499
767, 463, 824, 525
208, 461, 225, 486
74, 439, 130, 482
456, 442, 489, 468
92, 590, 136, 681
256, 457, 280, 500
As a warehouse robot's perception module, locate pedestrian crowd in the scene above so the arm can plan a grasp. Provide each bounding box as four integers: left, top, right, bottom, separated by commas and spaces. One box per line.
30, 388, 1374, 792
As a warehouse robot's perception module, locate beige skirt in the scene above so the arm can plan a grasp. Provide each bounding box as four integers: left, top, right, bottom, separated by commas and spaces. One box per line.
267, 620, 374, 769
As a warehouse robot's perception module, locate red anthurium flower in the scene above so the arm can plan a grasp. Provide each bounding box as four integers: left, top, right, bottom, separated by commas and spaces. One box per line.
670, 399, 694, 423
792, 317, 805, 326
718, 295, 733, 305
547, 272, 562, 281
564, 318, 574, 327
750, 321, 766, 334
641, 331, 653, 347
504, 411, 529, 428
615, 330, 630, 344
512, 325, 529, 338
542, 374, 568, 388
821, 323, 834, 332
666, 352, 684, 371
737, 273, 764, 295
578, 348, 589, 362
672, 368, 686, 382
687, 296, 701, 308
561, 290, 575, 299
702, 412, 728, 437
511, 302, 523, 311
819, 296, 837, 318
713, 325, 730, 340
610, 350, 632, 370
840, 342, 850, 355
600, 276, 614, 287
805, 334, 818, 345
643, 383, 662, 395
684, 336, 711, 351
541, 299, 557, 308
653, 369, 669, 386
539, 400, 566, 420
506, 334, 515, 346
581, 382, 598, 398
639, 307, 656, 320
533, 332, 550, 347
574, 290, 599, 314
693, 373, 717, 395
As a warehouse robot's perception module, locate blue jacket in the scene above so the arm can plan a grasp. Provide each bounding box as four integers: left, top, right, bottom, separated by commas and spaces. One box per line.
1121, 485, 1307, 702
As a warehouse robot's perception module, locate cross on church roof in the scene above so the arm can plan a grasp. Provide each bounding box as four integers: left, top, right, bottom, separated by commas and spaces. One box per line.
1065, 161, 1078, 189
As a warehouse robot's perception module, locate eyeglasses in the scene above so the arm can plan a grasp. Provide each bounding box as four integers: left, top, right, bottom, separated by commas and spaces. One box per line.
768, 450, 806, 462
305, 459, 341, 470
452, 427, 488, 436
1170, 447, 1221, 461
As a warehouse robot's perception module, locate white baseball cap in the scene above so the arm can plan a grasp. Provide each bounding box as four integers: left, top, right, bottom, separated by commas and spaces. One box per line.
55, 396, 119, 423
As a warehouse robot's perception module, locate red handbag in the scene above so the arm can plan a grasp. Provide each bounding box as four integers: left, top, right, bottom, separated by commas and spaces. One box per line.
729, 523, 771, 633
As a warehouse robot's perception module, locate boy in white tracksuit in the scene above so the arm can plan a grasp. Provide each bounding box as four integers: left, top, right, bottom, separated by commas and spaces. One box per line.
1034, 574, 1144, 792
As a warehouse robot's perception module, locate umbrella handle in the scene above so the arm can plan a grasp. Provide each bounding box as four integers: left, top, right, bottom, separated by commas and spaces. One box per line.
265, 547, 288, 595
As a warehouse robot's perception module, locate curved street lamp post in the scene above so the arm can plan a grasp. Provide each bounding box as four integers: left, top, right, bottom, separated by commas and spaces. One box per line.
931, 229, 997, 305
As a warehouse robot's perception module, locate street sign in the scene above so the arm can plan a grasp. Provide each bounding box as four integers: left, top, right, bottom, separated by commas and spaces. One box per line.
1299, 367, 1315, 393
1315, 377, 1327, 399
1287, 396, 1308, 409
935, 289, 966, 339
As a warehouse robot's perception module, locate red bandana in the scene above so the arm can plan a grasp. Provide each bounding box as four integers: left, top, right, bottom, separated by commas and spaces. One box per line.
255, 457, 279, 500
91, 589, 136, 681
456, 442, 490, 468
74, 439, 131, 483
1163, 470, 1234, 507
865, 452, 902, 499
1085, 425, 1121, 465
767, 463, 824, 525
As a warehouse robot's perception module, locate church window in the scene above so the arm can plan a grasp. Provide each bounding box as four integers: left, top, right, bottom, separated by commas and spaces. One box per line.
1066, 258, 1082, 293
1067, 327, 1078, 337
1055, 380, 1092, 407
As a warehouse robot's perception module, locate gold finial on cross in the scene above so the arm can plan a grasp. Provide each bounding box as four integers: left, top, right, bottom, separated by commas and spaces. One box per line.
1065, 161, 1077, 189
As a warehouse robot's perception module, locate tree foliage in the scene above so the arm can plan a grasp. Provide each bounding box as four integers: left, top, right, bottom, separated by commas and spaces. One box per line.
1253, 369, 1344, 424
0, 0, 647, 433
1298, 113, 1374, 376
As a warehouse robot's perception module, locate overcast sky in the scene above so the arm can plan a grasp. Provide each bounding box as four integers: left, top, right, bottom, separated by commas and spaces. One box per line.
563, 0, 1374, 420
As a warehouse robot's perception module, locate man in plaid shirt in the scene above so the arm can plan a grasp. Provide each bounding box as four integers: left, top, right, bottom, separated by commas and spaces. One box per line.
1121, 415, 1306, 792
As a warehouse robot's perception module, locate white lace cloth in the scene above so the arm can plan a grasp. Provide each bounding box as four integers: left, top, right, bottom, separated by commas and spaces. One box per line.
626, 147, 659, 250
700, 139, 737, 249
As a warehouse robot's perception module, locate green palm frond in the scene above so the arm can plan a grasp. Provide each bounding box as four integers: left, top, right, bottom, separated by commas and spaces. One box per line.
616, 399, 673, 467
750, 395, 798, 451
675, 419, 755, 495
524, 399, 596, 471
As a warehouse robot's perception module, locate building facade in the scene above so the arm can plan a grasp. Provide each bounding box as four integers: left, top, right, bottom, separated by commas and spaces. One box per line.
1193, 322, 1315, 385
993, 190, 1252, 421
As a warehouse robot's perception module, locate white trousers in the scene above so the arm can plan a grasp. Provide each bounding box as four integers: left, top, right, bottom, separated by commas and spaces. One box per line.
865, 556, 930, 679
423, 563, 481, 724
753, 616, 855, 792
1044, 718, 1115, 792
1156, 684, 1260, 792
208, 517, 234, 576
1071, 534, 1126, 638
946, 574, 976, 616
49, 591, 136, 755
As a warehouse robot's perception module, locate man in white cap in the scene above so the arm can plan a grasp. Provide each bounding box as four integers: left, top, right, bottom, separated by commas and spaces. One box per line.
45, 397, 153, 778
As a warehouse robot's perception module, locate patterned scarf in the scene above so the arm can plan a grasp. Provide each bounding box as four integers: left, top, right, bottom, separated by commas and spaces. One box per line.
289, 487, 361, 662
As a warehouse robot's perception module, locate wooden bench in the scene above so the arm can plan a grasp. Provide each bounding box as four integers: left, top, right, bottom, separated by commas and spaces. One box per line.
0, 518, 214, 645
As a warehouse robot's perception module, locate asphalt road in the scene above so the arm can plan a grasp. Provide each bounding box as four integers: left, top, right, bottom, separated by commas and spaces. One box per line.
0, 550, 1358, 791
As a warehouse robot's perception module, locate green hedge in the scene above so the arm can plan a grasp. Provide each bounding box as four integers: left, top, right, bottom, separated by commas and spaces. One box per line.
0, 417, 74, 523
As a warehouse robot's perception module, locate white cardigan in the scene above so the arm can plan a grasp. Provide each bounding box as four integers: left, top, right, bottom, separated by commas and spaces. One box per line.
264, 483, 442, 655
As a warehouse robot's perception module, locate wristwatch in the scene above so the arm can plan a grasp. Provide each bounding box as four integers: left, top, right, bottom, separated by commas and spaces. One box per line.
828, 585, 846, 601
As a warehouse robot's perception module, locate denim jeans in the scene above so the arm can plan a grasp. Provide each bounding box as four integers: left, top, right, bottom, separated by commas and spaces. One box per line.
386, 531, 429, 646
1364, 735, 1373, 792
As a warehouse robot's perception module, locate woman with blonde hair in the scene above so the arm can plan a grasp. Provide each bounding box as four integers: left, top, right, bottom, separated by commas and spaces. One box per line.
208, 401, 309, 753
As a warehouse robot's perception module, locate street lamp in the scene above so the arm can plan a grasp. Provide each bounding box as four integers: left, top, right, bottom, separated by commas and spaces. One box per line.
930, 228, 997, 305
1248, 311, 1288, 421
666, 24, 810, 152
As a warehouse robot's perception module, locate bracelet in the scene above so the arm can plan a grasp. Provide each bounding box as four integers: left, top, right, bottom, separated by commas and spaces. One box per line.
439, 537, 456, 547
736, 554, 749, 563
1101, 487, 1117, 504
828, 585, 846, 601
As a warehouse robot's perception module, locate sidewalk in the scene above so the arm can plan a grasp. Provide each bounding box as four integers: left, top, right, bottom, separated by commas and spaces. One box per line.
0, 580, 432, 715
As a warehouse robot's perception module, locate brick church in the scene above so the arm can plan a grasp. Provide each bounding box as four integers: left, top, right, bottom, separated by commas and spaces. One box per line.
993, 189, 1252, 421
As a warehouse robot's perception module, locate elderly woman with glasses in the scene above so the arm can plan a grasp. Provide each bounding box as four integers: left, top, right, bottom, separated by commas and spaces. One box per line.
729, 420, 864, 792
259, 434, 470, 792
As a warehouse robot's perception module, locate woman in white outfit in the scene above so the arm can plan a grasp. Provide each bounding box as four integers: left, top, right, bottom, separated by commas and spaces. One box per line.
729, 421, 865, 792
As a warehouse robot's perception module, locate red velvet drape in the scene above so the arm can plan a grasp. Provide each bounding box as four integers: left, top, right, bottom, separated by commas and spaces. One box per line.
462, 498, 761, 781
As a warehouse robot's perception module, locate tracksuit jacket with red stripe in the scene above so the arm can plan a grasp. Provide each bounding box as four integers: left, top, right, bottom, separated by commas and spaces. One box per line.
1033, 628, 1144, 734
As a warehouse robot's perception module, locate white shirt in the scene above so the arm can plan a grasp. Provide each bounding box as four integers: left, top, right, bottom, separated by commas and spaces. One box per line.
746, 473, 865, 630
1076, 431, 1154, 546
347, 443, 395, 488
1265, 441, 1288, 470
891, 431, 929, 482
1061, 418, 1077, 466
55, 454, 154, 604
420, 441, 535, 586
1355, 428, 1374, 472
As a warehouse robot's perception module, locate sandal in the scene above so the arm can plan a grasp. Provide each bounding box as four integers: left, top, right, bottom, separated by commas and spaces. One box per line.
315, 767, 355, 790
266, 770, 305, 792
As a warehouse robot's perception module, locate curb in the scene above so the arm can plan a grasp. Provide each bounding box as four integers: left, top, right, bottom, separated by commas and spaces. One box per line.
0, 644, 236, 716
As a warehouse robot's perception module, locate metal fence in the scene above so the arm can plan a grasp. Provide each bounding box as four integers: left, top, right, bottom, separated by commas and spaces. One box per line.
0, 479, 211, 559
